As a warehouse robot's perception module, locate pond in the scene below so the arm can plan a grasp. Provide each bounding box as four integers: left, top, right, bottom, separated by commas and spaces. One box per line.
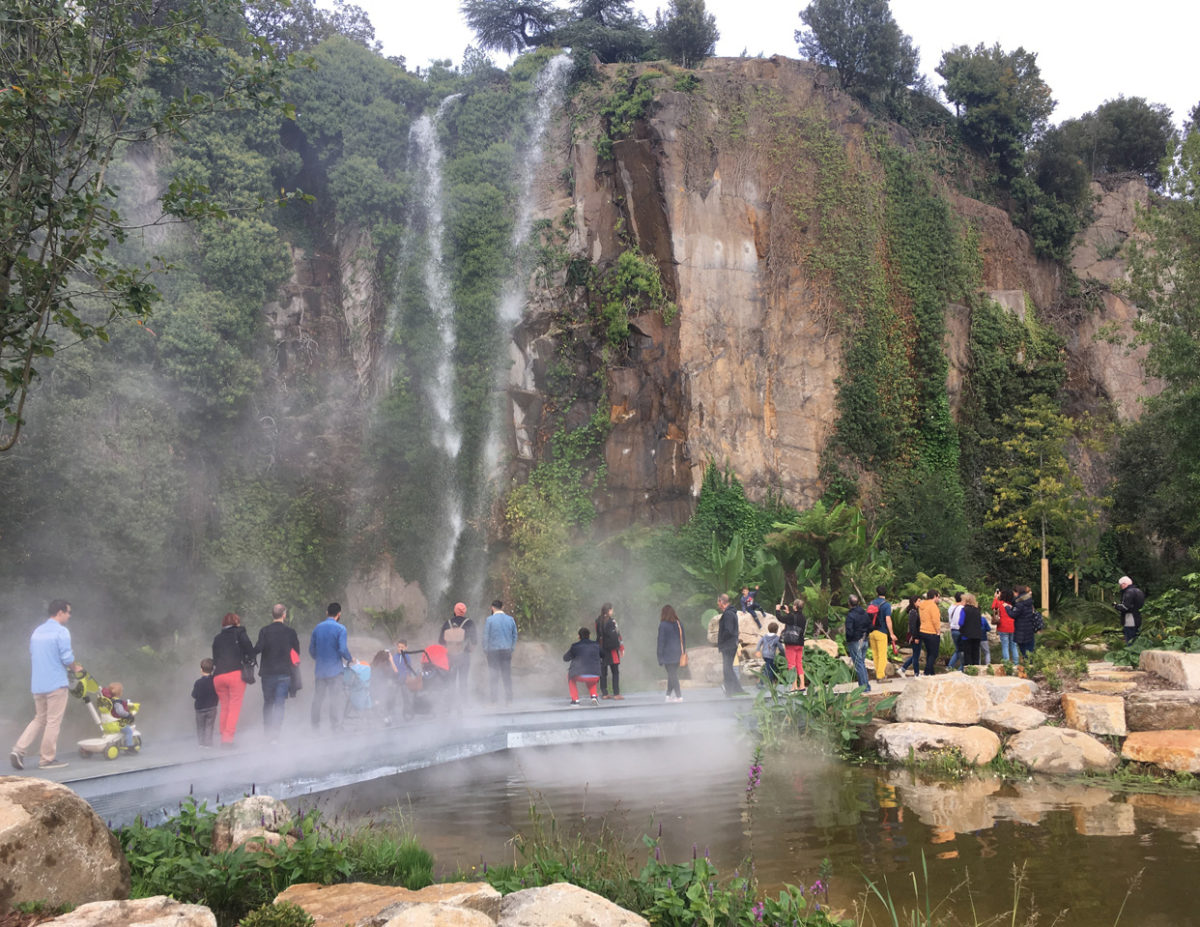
310, 737, 1200, 926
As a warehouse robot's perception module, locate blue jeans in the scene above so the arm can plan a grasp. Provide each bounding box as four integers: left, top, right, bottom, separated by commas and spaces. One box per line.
847, 638, 870, 690
948, 629, 963, 669
999, 632, 1017, 664
902, 638, 922, 675
261, 673, 291, 738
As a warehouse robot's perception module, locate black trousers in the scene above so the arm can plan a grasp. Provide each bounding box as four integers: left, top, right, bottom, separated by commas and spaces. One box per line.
599, 660, 620, 696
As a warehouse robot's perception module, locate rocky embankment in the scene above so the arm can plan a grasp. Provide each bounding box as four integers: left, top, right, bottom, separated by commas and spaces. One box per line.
859, 650, 1200, 775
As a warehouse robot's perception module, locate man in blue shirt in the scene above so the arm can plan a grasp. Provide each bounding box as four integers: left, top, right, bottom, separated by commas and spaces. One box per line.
11, 599, 80, 770
482, 599, 518, 705
309, 602, 352, 730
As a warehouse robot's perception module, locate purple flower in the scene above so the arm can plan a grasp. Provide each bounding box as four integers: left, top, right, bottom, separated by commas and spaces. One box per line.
655, 845, 661, 861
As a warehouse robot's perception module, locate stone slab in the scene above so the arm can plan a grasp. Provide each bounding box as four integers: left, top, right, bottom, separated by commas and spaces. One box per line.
980, 702, 1048, 734
1078, 679, 1137, 695
1125, 690, 1200, 732
1139, 650, 1200, 688
1122, 730, 1200, 773
1062, 692, 1127, 736
1005, 727, 1119, 774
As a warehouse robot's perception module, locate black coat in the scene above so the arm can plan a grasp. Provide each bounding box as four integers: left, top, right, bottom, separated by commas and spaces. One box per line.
657, 619, 686, 665
781, 609, 806, 646
959, 605, 985, 641
844, 606, 870, 642
595, 615, 621, 661
1118, 585, 1146, 630
563, 639, 602, 677
212, 625, 255, 675
1010, 594, 1038, 645
254, 621, 301, 676
717, 605, 740, 653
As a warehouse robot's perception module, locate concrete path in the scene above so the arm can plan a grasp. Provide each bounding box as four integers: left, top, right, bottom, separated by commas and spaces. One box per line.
40, 688, 751, 828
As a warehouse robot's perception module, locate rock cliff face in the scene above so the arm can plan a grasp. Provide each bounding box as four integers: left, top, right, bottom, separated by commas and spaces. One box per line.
508, 57, 1158, 529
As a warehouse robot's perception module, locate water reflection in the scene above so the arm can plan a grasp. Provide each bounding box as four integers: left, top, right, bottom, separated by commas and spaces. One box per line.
309, 739, 1200, 925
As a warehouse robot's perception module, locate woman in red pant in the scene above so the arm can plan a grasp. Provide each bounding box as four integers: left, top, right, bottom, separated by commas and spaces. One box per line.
211, 612, 255, 746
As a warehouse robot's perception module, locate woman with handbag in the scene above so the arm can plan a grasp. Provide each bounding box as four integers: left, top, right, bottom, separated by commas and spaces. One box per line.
779, 598, 807, 690
657, 605, 687, 703
211, 612, 255, 748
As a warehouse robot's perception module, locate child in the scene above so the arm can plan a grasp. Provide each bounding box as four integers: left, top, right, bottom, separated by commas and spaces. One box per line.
102, 682, 137, 748
192, 658, 218, 747
755, 621, 782, 685
563, 626, 602, 706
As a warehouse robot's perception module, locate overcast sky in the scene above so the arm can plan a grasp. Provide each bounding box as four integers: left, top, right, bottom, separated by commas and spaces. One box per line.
355, 0, 1197, 128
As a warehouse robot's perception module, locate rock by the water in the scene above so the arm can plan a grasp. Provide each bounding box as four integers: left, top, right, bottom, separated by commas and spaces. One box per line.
277, 882, 502, 927
894, 674, 992, 724
980, 702, 1047, 735
498, 883, 649, 927
0, 777, 130, 912
211, 795, 293, 853
979, 676, 1038, 705
875, 722, 1000, 765
373, 903, 495, 927
40, 896, 215, 927
1005, 728, 1118, 774
1122, 730, 1200, 773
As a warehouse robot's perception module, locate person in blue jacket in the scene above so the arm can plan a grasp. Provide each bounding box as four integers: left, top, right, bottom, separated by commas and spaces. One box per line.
483, 599, 518, 705
309, 602, 352, 730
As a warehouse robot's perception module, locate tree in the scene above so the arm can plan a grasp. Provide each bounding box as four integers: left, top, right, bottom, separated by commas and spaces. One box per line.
937, 42, 1054, 182
0, 0, 290, 450
243, 0, 379, 54
654, 0, 719, 68
1115, 129, 1200, 557
1046, 96, 1176, 188
460, 0, 560, 55
794, 0, 920, 100
982, 395, 1108, 587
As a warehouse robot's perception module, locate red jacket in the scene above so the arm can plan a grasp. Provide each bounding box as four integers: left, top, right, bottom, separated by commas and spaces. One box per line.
992, 596, 1014, 634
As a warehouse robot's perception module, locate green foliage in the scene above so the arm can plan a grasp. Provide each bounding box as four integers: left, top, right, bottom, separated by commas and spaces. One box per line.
598, 249, 678, 346
485, 805, 848, 926
1049, 96, 1177, 188
460, 0, 559, 56
653, 0, 719, 68
794, 0, 919, 101
238, 901, 315, 927
120, 800, 433, 927
682, 533, 748, 600
982, 394, 1109, 581
0, 0, 293, 447
1024, 646, 1087, 684
755, 649, 892, 756
937, 43, 1054, 183
678, 463, 792, 570
595, 68, 664, 159
1039, 618, 1107, 650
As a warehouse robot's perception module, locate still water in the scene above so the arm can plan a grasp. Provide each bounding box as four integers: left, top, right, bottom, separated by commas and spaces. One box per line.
312, 738, 1200, 926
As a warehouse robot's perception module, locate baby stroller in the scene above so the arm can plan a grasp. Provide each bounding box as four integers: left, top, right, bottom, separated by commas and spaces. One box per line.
397, 644, 452, 720
341, 661, 374, 729
69, 668, 143, 760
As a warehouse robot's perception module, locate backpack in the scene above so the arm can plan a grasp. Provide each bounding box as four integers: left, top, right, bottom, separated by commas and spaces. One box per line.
444, 619, 467, 655
867, 602, 887, 633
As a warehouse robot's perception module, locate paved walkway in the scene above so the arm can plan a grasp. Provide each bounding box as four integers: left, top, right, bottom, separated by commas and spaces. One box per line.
42, 688, 749, 828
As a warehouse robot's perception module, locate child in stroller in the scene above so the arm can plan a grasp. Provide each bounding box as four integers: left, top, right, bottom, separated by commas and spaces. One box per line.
70, 669, 143, 759
395, 643, 452, 720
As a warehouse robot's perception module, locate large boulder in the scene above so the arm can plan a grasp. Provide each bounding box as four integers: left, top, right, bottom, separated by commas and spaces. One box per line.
705, 611, 766, 648
875, 722, 1000, 765
278, 882, 502, 927
0, 777, 130, 912
1062, 692, 1127, 736
980, 702, 1048, 735
40, 896, 215, 927
498, 883, 649, 927
979, 676, 1038, 705
211, 795, 293, 853
1138, 650, 1200, 688
805, 638, 839, 658
894, 674, 992, 724
1125, 690, 1200, 731
1122, 731, 1200, 773
1005, 728, 1119, 774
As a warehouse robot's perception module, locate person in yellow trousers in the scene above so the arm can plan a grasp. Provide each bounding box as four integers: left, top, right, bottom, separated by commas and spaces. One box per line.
867, 585, 897, 682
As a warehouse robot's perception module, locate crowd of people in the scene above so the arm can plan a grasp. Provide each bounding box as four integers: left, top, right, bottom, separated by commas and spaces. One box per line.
8, 576, 1148, 767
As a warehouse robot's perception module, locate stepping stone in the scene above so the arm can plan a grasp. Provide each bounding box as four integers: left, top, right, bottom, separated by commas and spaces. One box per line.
1062, 692, 1127, 736
1122, 730, 1200, 773
1139, 651, 1200, 688
1079, 679, 1137, 694
1126, 690, 1200, 731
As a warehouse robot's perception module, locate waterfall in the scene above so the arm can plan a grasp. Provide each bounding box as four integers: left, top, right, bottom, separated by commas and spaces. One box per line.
407, 93, 465, 608
395, 57, 571, 614
409, 94, 463, 459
